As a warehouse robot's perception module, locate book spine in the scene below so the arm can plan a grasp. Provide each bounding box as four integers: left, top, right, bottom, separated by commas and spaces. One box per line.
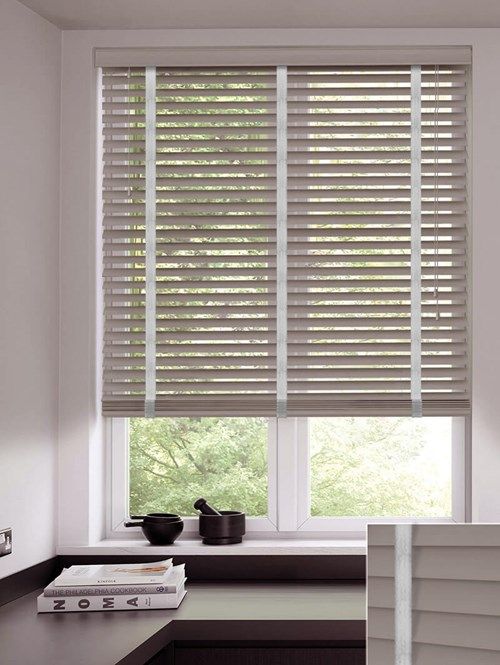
37, 590, 186, 613
44, 583, 179, 597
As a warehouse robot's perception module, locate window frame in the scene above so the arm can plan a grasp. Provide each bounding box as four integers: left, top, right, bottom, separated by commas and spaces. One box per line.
106, 415, 468, 539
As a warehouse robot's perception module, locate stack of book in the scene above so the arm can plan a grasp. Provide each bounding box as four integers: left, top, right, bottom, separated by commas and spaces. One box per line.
37, 558, 186, 613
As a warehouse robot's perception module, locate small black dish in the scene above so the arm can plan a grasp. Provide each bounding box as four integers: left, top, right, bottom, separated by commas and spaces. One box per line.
124, 513, 184, 545
131, 513, 180, 523
198, 510, 246, 545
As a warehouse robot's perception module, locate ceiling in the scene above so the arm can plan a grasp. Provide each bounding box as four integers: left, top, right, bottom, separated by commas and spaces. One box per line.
17, 0, 500, 30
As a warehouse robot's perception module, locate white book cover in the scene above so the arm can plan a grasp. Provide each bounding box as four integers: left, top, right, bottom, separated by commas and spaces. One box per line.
37, 586, 186, 613
44, 565, 185, 597
53, 559, 173, 587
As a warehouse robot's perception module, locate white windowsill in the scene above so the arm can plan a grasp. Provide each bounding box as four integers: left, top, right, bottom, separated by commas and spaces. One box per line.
57, 538, 366, 556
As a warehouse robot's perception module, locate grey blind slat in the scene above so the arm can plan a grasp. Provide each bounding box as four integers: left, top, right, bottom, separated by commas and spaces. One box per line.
367, 526, 500, 664
369, 608, 500, 653
370, 639, 500, 665
101, 64, 470, 417
371, 577, 500, 616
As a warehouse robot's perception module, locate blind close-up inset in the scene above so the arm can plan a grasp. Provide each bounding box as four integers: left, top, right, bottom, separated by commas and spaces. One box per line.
368, 524, 500, 665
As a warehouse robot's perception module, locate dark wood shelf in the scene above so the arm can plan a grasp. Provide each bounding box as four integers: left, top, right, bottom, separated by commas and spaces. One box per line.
0, 581, 365, 665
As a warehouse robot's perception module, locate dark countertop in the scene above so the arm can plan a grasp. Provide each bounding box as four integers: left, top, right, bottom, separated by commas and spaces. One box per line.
0, 581, 366, 665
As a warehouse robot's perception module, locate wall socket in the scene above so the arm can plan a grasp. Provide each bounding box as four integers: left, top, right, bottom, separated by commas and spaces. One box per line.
0, 528, 12, 557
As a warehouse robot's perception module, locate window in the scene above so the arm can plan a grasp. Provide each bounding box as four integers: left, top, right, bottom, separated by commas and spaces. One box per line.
101, 50, 470, 535
308, 417, 453, 517
128, 417, 269, 518
108, 415, 465, 535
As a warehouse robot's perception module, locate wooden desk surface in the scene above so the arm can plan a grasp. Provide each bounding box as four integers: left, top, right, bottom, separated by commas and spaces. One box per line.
0, 581, 366, 665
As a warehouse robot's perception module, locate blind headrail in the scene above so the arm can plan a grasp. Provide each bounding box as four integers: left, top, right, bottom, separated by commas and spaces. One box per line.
94, 46, 472, 68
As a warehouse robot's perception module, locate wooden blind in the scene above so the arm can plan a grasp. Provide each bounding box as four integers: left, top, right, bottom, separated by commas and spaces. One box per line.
368, 525, 500, 665
101, 64, 469, 417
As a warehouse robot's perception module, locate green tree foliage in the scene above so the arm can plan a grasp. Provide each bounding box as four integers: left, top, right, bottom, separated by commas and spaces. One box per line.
129, 417, 268, 516
129, 417, 451, 519
310, 417, 451, 517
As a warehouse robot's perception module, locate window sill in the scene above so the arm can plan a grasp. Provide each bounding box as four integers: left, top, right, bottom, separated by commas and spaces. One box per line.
57, 538, 366, 556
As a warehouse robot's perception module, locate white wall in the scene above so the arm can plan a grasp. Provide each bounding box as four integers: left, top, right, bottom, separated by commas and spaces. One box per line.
0, 0, 61, 576
2, 8, 498, 567
58, 27, 500, 547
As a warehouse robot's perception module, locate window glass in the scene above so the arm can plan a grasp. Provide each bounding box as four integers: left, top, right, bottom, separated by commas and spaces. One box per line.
309, 417, 452, 517
129, 417, 268, 517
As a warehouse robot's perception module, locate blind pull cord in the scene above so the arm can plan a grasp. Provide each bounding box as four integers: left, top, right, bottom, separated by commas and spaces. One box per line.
145, 66, 157, 418
276, 65, 288, 418
411, 65, 422, 418
395, 524, 413, 665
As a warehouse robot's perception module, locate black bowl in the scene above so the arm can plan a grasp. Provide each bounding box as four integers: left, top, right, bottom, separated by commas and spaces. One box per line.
125, 516, 184, 545
131, 513, 181, 523
141, 519, 184, 545
198, 510, 246, 545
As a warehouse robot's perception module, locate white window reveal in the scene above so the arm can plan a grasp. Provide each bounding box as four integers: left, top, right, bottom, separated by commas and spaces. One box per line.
100, 50, 470, 536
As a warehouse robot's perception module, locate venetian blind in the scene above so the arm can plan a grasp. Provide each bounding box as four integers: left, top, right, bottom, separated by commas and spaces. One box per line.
101, 62, 469, 417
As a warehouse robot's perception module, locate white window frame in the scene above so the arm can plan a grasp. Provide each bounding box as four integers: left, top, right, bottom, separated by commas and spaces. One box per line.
106, 416, 468, 540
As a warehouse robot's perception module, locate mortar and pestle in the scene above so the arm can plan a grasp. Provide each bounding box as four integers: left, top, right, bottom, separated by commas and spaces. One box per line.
194, 498, 246, 545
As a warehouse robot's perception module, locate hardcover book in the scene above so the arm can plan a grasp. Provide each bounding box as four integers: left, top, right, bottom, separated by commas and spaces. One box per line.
53, 559, 173, 587
37, 585, 186, 613
44, 564, 185, 597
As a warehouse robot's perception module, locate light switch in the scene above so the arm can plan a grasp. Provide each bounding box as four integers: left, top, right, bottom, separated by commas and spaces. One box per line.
0, 528, 12, 557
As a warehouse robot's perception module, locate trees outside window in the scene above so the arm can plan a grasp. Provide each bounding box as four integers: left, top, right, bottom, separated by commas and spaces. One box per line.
128, 416, 452, 519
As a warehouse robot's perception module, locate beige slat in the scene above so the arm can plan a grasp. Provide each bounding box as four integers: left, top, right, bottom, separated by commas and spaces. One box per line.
104, 303, 466, 317
103, 175, 465, 187
103, 379, 467, 393
103, 226, 466, 239
370, 524, 500, 547
369, 577, 500, 616
105, 354, 466, 368
369, 638, 500, 665
103, 188, 465, 202
369, 607, 500, 652
104, 290, 466, 304
105, 328, 464, 342
103, 162, 465, 175
103, 213, 467, 226
103, 265, 466, 277
105, 341, 465, 353
369, 545, 500, 581
104, 236, 465, 250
